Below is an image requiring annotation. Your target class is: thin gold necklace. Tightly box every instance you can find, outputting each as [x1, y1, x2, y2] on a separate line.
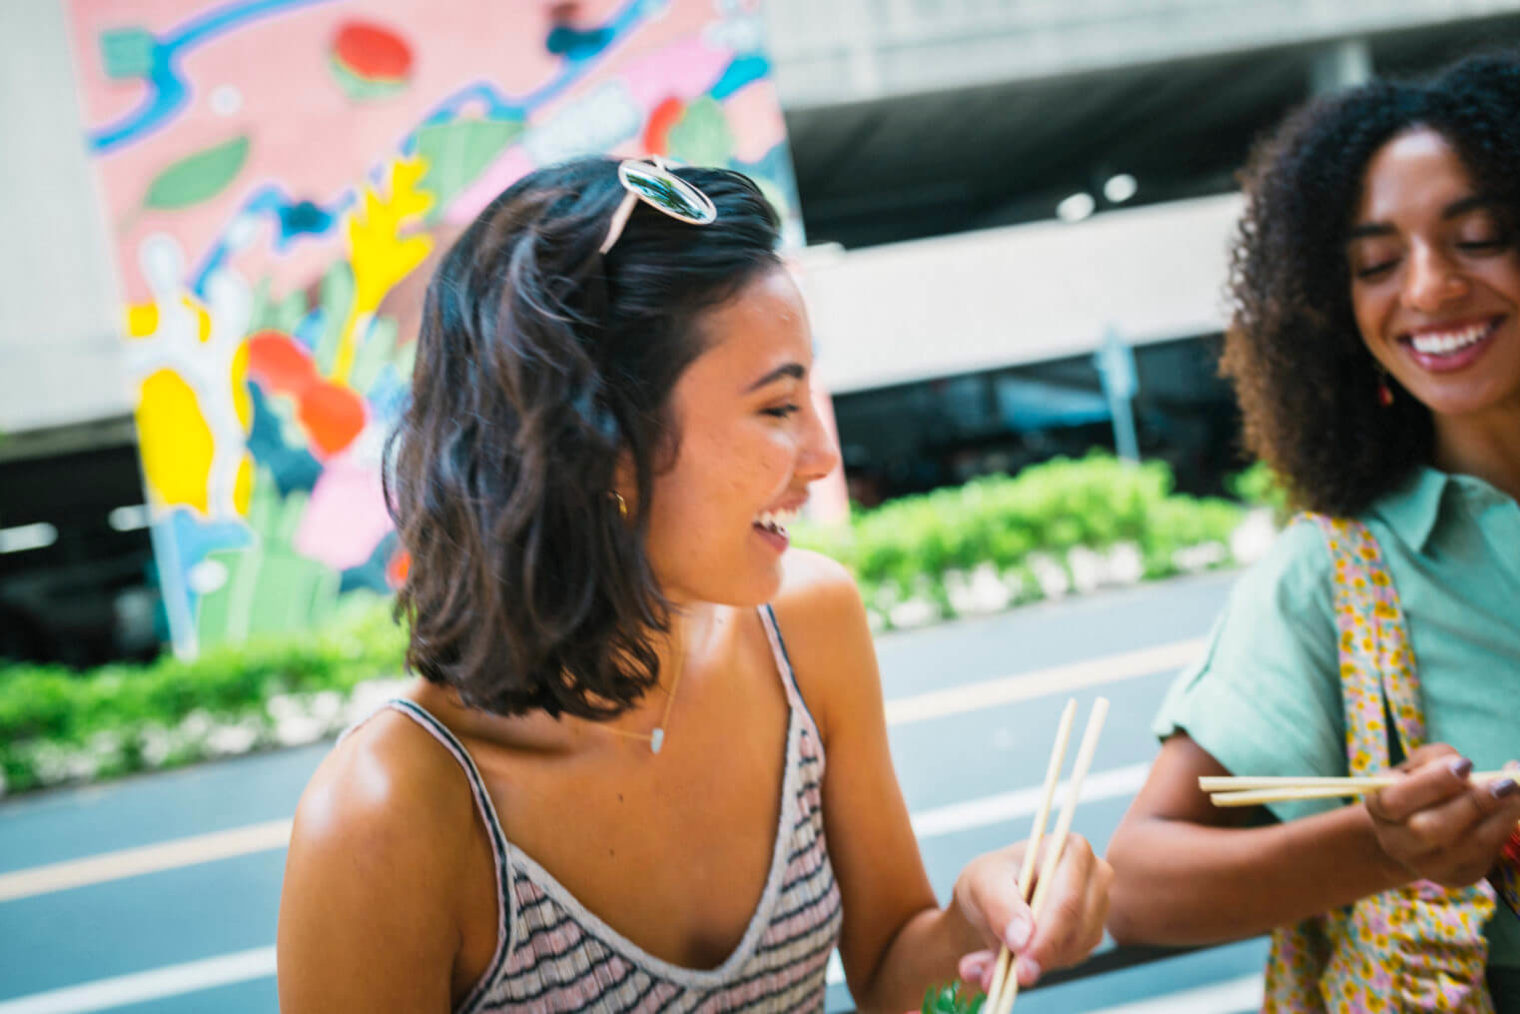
[604, 641, 685, 754]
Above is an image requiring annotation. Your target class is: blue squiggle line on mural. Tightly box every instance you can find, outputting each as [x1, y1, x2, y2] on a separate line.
[191, 184, 354, 296]
[710, 53, 770, 100]
[89, 0, 338, 154]
[398, 0, 660, 157]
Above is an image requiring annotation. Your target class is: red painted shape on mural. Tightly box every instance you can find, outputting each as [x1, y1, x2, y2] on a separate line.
[245, 329, 366, 458]
[643, 96, 684, 156]
[333, 21, 414, 81]
[246, 330, 313, 392]
[387, 547, 410, 588]
[298, 381, 367, 458]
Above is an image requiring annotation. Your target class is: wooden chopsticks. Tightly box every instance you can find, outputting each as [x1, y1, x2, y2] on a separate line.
[1201, 771, 1509, 808]
[985, 697, 1109, 1014]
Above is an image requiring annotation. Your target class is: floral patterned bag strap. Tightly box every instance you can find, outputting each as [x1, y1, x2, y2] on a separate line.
[1301, 514, 1424, 770]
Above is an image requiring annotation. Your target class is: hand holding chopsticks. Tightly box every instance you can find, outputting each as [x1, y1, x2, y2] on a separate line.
[1199, 748, 1520, 892]
[982, 697, 1110, 1014]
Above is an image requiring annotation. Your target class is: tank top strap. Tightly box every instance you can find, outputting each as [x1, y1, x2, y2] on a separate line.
[379, 699, 514, 1014]
[758, 604, 822, 742]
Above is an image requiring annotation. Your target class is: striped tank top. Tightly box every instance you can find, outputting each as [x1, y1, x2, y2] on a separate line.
[378, 605, 843, 1013]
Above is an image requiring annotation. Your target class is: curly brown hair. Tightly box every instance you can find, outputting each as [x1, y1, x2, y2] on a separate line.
[1222, 52, 1520, 515]
[384, 158, 780, 720]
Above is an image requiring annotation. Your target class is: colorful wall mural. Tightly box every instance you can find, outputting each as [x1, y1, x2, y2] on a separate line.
[66, 0, 803, 655]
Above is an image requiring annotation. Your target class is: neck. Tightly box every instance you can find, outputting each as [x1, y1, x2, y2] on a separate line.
[1431, 401, 1520, 501]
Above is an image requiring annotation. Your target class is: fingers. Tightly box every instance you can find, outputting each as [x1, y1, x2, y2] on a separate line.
[1403, 769, 1518, 844]
[957, 949, 997, 992]
[1369, 753, 1473, 822]
[1366, 752, 1520, 886]
[957, 847, 1036, 954]
[1019, 835, 1110, 987]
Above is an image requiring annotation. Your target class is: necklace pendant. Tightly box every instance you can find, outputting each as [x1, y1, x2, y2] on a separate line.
[649, 728, 665, 754]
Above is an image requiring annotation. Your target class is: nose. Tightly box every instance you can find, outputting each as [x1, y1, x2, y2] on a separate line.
[1402, 243, 1469, 313]
[797, 394, 841, 483]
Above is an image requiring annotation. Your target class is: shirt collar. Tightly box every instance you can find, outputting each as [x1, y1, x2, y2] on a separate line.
[1369, 466, 1452, 554]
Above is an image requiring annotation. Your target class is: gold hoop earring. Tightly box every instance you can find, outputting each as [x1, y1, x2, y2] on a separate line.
[609, 491, 629, 519]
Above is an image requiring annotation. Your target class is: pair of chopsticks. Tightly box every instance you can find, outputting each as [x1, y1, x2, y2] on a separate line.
[984, 696, 1109, 1014]
[1201, 771, 1509, 808]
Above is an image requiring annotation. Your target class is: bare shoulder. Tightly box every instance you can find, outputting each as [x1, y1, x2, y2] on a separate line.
[279, 708, 477, 1009]
[769, 548, 878, 741]
[293, 707, 474, 861]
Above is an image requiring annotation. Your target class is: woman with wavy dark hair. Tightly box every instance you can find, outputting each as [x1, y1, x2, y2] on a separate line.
[1107, 54, 1520, 1009]
[276, 156, 1111, 1012]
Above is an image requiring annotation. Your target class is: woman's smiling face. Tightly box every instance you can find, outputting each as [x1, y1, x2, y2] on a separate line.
[635, 265, 840, 608]
[1348, 126, 1520, 420]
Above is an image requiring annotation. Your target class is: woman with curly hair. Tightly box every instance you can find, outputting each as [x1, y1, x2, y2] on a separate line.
[275, 157, 1112, 1012]
[1106, 53, 1520, 1010]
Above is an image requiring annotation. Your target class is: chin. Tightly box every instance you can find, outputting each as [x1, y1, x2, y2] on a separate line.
[669, 564, 785, 610]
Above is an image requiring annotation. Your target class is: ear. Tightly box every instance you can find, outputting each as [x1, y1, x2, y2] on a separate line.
[612, 450, 637, 515]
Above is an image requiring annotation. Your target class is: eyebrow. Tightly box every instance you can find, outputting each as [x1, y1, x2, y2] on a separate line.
[745, 362, 805, 392]
[1347, 195, 1497, 241]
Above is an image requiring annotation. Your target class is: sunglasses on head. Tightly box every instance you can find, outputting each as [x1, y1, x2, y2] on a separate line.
[597, 156, 718, 254]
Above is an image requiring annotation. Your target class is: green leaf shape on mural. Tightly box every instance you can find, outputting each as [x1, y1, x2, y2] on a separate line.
[314, 260, 356, 377]
[143, 135, 251, 211]
[101, 27, 156, 80]
[666, 97, 735, 170]
[415, 118, 525, 215]
[351, 314, 399, 394]
[196, 471, 339, 647]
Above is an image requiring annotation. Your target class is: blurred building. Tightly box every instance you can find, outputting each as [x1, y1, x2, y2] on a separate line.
[764, 0, 1520, 502]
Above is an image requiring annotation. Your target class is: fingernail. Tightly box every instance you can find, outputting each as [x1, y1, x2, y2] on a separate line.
[1016, 955, 1042, 986]
[1005, 912, 1033, 950]
[1491, 778, 1519, 799]
[958, 950, 994, 982]
[1449, 757, 1474, 779]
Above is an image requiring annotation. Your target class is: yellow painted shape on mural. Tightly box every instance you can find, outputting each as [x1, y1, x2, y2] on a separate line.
[126, 302, 158, 338]
[331, 155, 434, 384]
[182, 294, 212, 343]
[233, 454, 254, 516]
[136, 369, 214, 514]
[230, 339, 253, 431]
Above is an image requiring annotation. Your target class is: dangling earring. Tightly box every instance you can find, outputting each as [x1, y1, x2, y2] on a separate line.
[608, 490, 629, 519]
[1376, 364, 1394, 408]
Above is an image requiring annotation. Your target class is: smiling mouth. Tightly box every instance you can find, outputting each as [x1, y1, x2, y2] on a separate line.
[752, 507, 798, 540]
[1399, 315, 1502, 357]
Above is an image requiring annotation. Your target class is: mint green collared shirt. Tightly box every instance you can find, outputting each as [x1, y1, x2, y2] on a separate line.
[1154, 466, 1520, 966]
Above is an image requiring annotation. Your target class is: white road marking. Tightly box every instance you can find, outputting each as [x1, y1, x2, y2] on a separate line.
[911, 763, 1152, 839]
[0, 820, 292, 903]
[885, 638, 1204, 726]
[0, 946, 275, 1014]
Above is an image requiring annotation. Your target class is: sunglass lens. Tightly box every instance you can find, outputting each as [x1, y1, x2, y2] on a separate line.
[621, 164, 714, 223]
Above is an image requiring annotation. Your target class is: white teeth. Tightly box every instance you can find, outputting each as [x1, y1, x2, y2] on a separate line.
[754, 507, 799, 533]
[1410, 321, 1491, 355]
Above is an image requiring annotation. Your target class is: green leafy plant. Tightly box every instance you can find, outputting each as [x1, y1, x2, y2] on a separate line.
[922, 981, 985, 1013]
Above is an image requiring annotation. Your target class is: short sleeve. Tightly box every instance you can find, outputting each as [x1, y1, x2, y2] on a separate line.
[1152, 521, 1347, 823]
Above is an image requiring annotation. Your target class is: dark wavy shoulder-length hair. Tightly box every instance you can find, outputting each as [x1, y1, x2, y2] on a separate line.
[385, 157, 780, 719]
[1222, 51, 1520, 515]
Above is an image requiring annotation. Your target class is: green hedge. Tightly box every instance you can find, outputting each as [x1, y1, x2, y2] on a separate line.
[0, 593, 407, 794]
[793, 452, 1248, 626]
[0, 453, 1269, 795]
